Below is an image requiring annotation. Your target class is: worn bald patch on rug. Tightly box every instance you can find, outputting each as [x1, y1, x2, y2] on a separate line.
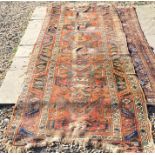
[5, 3, 154, 152]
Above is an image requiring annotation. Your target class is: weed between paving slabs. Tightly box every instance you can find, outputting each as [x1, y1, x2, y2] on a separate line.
[4, 3, 155, 153]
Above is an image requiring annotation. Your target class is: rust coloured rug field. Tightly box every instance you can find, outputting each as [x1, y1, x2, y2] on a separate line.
[6, 3, 154, 152]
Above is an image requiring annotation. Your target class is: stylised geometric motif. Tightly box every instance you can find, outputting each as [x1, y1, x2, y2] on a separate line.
[6, 3, 153, 152]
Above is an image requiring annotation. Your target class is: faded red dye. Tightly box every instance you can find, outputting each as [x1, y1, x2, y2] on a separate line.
[6, 4, 153, 152]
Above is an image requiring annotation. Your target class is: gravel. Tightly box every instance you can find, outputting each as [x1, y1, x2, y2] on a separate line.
[0, 105, 13, 152]
[0, 1, 154, 153]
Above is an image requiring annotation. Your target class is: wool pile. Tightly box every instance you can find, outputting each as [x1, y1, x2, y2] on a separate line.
[5, 3, 155, 152]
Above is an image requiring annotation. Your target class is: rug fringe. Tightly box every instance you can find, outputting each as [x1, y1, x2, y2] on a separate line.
[4, 136, 149, 153]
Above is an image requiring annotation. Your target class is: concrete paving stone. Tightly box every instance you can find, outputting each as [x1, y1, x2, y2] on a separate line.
[14, 45, 34, 58]
[136, 5, 155, 52]
[144, 35, 155, 51]
[0, 57, 29, 104]
[19, 21, 44, 45]
[9, 57, 29, 71]
[26, 19, 44, 30]
[31, 7, 47, 20]
[20, 7, 47, 45]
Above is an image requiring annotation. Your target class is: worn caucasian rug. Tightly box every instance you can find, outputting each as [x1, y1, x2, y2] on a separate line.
[5, 2, 155, 152]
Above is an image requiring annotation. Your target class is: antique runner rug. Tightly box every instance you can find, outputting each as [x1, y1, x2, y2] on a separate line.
[116, 7, 155, 106]
[5, 3, 154, 152]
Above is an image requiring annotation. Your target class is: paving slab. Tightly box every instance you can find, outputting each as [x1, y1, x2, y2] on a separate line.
[20, 19, 45, 46]
[0, 57, 29, 104]
[136, 5, 155, 53]
[14, 45, 34, 58]
[31, 7, 47, 20]
[0, 7, 47, 104]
